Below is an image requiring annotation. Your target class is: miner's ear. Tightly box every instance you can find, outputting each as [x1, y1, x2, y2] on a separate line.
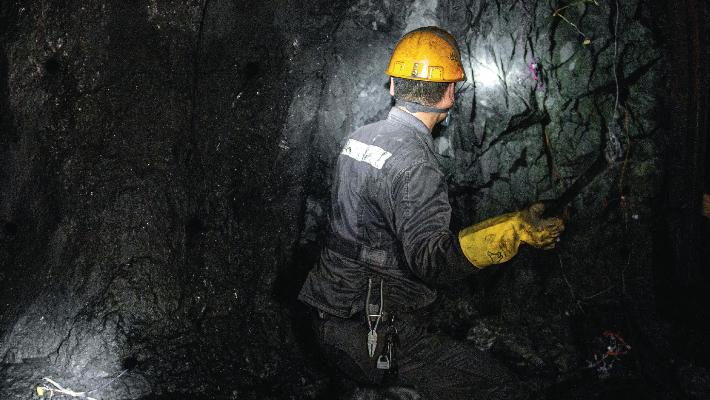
[446, 82, 455, 102]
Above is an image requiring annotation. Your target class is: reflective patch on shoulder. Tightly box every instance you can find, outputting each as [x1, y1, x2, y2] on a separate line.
[341, 139, 392, 169]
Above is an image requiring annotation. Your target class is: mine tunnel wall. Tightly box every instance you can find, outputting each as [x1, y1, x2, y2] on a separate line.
[1, 0, 709, 398]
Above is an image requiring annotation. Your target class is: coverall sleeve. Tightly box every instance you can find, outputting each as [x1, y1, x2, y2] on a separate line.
[392, 161, 477, 284]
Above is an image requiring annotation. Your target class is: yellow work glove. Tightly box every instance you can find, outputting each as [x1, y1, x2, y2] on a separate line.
[458, 203, 565, 268]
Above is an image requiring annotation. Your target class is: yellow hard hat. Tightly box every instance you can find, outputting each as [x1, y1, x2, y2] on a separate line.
[385, 26, 465, 83]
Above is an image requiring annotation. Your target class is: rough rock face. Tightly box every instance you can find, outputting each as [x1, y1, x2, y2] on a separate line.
[0, 0, 708, 399]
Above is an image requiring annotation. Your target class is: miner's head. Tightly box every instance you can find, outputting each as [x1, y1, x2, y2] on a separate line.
[385, 26, 465, 121]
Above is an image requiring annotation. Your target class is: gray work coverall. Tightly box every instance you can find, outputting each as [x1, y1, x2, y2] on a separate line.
[299, 107, 518, 399]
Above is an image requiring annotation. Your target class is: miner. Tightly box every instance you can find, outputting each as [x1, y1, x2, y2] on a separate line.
[298, 26, 564, 399]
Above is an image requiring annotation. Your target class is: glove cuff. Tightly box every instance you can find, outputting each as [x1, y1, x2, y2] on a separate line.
[458, 212, 522, 268]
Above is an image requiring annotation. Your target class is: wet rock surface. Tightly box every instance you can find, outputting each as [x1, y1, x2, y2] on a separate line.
[1, 0, 709, 399]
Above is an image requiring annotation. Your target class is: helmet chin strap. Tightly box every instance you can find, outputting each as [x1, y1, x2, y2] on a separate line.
[395, 99, 451, 126]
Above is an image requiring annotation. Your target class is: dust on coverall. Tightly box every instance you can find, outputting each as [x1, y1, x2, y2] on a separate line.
[299, 107, 519, 399]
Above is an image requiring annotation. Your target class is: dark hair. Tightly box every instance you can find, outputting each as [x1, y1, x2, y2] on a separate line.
[392, 77, 450, 106]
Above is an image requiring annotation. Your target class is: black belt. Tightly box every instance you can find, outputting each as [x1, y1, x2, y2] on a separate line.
[326, 235, 400, 268]
[327, 235, 362, 260]
[312, 306, 369, 322]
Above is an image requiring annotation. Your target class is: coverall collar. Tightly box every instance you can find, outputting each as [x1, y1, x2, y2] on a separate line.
[387, 107, 434, 148]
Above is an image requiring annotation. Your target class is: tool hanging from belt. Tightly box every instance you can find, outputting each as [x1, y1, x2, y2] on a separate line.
[377, 315, 399, 384]
[365, 277, 399, 384]
[366, 278, 384, 358]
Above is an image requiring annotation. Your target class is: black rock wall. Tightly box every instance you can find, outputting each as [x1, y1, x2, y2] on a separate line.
[0, 1, 313, 398]
[1, 0, 708, 399]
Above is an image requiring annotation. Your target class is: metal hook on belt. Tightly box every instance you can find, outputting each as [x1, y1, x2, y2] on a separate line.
[366, 278, 384, 326]
[366, 278, 384, 357]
